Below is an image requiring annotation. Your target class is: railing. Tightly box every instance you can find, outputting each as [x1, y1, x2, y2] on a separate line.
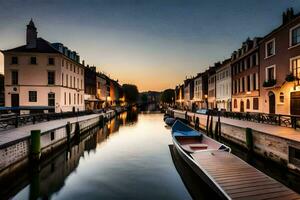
[0, 109, 102, 131]
[169, 107, 300, 129]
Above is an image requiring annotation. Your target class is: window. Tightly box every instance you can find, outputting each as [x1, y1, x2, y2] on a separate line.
[64, 92, 66, 105]
[48, 71, 55, 85]
[246, 99, 250, 109]
[77, 94, 79, 105]
[48, 93, 55, 106]
[291, 58, 300, 80]
[234, 99, 237, 108]
[62, 73, 64, 86]
[247, 75, 251, 91]
[266, 65, 276, 81]
[69, 93, 71, 105]
[253, 73, 257, 90]
[280, 92, 284, 103]
[242, 77, 245, 92]
[253, 98, 259, 110]
[66, 74, 68, 87]
[48, 57, 55, 65]
[70, 76, 72, 87]
[252, 54, 257, 66]
[11, 70, 18, 85]
[11, 56, 18, 64]
[265, 39, 275, 58]
[29, 91, 37, 102]
[30, 57, 37, 64]
[291, 25, 300, 46]
[74, 77, 75, 88]
[74, 93, 76, 104]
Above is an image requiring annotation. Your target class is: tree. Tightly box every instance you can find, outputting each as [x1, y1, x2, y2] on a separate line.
[122, 84, 139, 104]
[160, 89, 175, 104]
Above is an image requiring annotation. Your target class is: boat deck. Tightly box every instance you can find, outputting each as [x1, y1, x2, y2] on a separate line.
[191, 151, 300, 200]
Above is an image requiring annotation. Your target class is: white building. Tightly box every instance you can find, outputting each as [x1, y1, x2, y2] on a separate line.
[216, 59, 232, 111]
[193, 74, 204, 109]
[2, 20, 85, 113]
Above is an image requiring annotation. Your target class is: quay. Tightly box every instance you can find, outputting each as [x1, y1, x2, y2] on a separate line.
[0, 108, 123, 175]
[169, 109, 300, 173]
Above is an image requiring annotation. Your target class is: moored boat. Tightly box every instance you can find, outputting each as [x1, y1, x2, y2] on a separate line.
[171, 120, 231, 200]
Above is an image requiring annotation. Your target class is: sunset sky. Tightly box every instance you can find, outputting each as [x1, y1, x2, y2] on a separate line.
[0, 0, 300, 91]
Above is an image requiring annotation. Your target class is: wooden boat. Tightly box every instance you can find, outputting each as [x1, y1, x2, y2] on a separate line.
[171, 120, 231, 200]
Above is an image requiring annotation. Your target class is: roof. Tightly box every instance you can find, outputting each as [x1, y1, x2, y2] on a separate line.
[2, 37, 61, 54]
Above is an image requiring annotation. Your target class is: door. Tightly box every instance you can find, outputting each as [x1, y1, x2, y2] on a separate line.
[11, 94, 19, 107]
[48, 93, 55, 113]
[240, 101, 244, 112]
[291, 91, 300, 115]
[269, 91, 275, 114]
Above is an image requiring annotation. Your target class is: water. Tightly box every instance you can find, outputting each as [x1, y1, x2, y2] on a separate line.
[2, 112, 299, 200]
[4, 112, 218, 200]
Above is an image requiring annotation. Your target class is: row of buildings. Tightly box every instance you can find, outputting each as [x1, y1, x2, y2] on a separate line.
[1, 20, 124, 113]
[175, 8, 300, 116]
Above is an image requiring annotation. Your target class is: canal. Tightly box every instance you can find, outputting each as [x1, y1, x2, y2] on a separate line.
[1, 111, 300, 200]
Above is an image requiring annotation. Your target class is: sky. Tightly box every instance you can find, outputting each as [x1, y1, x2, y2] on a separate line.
[0, 0, 300, 92]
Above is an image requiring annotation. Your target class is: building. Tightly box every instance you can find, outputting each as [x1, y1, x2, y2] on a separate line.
[0, 74, 4, 106]
[231, 38, 261, 113]
[84, 66, 97, 110]
[183, 78, 194, 110]
[207, 64, 220, 109]
[109, 79, 123, 106]
[96, 73, 110, 108]
[259, 8, 300, 115]
[175, 84, 184, 108]
[216, 58, 232, 111]
[1, 20, 85, 113]
[193, 73, 203, 109]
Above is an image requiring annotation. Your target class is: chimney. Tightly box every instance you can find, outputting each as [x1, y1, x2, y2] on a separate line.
[82, 60, 85, 66]
[282, 8, 295, 24]
[26, 19, 37, 49]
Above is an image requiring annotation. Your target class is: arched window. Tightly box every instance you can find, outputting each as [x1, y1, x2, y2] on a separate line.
[234, 99, 237, 108]
[246, 99, 250, 109]
[280, 92, 284, 103]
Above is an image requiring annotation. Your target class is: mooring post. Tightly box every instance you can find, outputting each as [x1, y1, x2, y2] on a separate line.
[99, 115, 104, 127]
[209, 114, 213, 136]
[246, 127, 253, 151]
[30, 130, 41, 161]
[75, 122, 80, 137]
[206, 112, 210, 135]
[66, 122, 71, 143]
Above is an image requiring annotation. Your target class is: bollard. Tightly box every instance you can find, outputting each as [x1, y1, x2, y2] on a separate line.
[99, 115, 104, 127]
[30, 130, 41, 161]
[75, 122, 80, 136]
[246, 128, 253, 151]
[66, 122, 71, 143]
[206, 113, 210, 135]
[209, 115, 213, 136]
[214, 121, 219, 140]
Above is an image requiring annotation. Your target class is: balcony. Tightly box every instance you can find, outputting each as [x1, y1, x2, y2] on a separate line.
[263, 79, 276, 88]
[285, 73, 299, 82]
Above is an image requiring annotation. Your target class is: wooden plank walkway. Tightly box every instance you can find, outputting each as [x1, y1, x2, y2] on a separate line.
[191, 151, 300, 200]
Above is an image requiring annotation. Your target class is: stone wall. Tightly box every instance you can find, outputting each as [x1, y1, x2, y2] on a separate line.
[171, 109, 300, 172]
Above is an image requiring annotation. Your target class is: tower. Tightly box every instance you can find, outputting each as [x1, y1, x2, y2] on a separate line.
[26, 19, 37, 48]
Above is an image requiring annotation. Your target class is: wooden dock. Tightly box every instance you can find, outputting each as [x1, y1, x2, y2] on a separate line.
[191, 151, 300, 200]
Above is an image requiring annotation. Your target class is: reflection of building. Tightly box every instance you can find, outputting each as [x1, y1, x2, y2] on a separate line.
[2, 20, 85, 113]
[259, 8, 300, 115]
[231, 38, 261, 113]
[216, 59, 231, 111]
[96, 73, 109, 108]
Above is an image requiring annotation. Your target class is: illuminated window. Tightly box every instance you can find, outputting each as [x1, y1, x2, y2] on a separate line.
[234, 99, 237, 108]
[246, 99, 250, 109]
[280, 92, 284, 103]
[253, 98, 259, 110]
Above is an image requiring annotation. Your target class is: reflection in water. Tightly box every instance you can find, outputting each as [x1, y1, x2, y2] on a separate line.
[8, 112, 193, 200]
[168, 145, 220, 200]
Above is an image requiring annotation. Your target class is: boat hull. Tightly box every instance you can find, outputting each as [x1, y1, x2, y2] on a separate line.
[172, 138, 230, 200]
